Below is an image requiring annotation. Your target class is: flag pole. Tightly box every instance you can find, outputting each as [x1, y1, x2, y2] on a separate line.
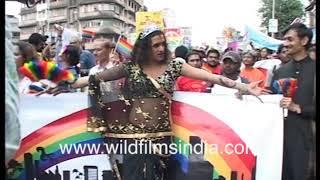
[113, 32, 123, 53]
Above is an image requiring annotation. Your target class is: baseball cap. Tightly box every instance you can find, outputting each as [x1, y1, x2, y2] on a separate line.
[222, 51, 242, 63]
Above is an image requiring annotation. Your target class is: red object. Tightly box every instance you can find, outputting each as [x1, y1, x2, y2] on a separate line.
[202, 63, 222, 75]
[176, 76, 208, 92]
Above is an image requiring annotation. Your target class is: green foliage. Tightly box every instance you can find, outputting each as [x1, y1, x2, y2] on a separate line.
[258, 0, 304, 32]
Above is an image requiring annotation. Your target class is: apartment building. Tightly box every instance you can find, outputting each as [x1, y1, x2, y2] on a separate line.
[6, 15, 21, 45]
[19, 0, 146, 43]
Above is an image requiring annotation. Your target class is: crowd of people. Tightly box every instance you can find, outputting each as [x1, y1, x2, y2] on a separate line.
[5, 1, 315, 179]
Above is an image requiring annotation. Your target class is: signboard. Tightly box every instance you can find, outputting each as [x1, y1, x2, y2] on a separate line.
[8, 92, 283, 180]
[268, 19, 278, 33]
[165, 28, 183, 52]
[135, 11, 165, 35]
[180, 27, 192, 48]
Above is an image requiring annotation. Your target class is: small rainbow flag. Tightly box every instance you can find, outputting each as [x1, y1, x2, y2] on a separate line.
[82, 29, 96, 42]
[272, 78, 298, 97]
[115, 36, 133, 60]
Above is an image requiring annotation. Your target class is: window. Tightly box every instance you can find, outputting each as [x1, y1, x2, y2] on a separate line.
[50, 9, 65, 17]
[114, 4, 121, 14]
[103, 20, 113, 26]
[70, 0, 76, 6]
[83, 20, 103, 28]
[21, 13, 36, 21]
[91, 20, 102, 27]
[80, 4, 103, 13]
[113, 19, 122, 27]
[21, 27, 36, 34]
[101, 3, 114, 11]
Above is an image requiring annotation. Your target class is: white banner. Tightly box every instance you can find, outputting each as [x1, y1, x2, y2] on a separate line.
[8, 92, 283, 180]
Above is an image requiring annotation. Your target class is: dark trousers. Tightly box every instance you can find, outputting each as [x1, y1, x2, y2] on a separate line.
[105, 137, 171, 180]
[282, 117, 313, 180]
[122, 154, 168, 180]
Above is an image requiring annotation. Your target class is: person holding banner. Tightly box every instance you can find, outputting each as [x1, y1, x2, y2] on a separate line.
[272, 23, 315, 180]
[39, 24, 269, 180]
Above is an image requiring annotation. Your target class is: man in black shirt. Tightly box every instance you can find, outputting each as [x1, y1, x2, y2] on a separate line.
[271, 23, 315, 180]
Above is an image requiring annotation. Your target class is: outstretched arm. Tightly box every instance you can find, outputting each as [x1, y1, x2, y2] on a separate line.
[70, 76, 89, 88]
[37, 64, 127, 96]
[71, 63, 127, 88]
[180, 63, 268, 96]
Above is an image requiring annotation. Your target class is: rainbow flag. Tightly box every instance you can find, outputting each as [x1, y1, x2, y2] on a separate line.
[8, 109, 104, 179]
[82, 29, 96, 42]
[116, 36, 133, 60]
[272, 78, 298, 97]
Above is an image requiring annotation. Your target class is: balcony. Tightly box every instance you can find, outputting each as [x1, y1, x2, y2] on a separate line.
[79, 0, 125, 7]
[79, 10, 123, 20]
[49, 0, 68, 9]
[20, 7, 36, 15]
[48, 16, 68, 23]
[19, 20, 37, 27]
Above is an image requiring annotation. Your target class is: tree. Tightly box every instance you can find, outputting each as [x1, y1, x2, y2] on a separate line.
[258, 0, 304, 34]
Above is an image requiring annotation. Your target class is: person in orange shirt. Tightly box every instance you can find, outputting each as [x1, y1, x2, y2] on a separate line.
[202, 49, 223, 74]
[240, 51, 266, 88]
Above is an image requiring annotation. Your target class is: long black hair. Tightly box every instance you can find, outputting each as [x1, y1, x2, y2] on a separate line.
[131, 30, 171, 66]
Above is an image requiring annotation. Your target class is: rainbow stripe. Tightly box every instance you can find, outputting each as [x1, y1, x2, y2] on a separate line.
[171, 101, 256, 180]
[10, 109, 104, 179]
[116, 37, 133, 59]
[18, 60, 75, 84]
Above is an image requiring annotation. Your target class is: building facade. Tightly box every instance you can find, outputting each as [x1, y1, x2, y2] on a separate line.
[19, 0, 146, 43]
[6, 15, 21, 45]
[305, 0, 316, 28]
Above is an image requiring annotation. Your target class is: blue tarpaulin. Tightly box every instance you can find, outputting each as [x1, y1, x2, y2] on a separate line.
[245, 26, 284, 51]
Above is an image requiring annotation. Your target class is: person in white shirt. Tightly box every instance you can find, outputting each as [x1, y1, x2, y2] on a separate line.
[211, 51, 249, 96]
[89, 38, 122, 101]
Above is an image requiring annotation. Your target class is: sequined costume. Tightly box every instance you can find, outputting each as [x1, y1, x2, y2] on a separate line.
[88, 59, 183, 180]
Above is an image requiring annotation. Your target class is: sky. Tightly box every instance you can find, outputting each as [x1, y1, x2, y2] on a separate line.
[144, 0, 263, 45]
[6, 0, 310, 46]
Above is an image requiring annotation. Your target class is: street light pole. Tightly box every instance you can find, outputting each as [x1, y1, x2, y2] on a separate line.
[271, 0, 275, 38]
